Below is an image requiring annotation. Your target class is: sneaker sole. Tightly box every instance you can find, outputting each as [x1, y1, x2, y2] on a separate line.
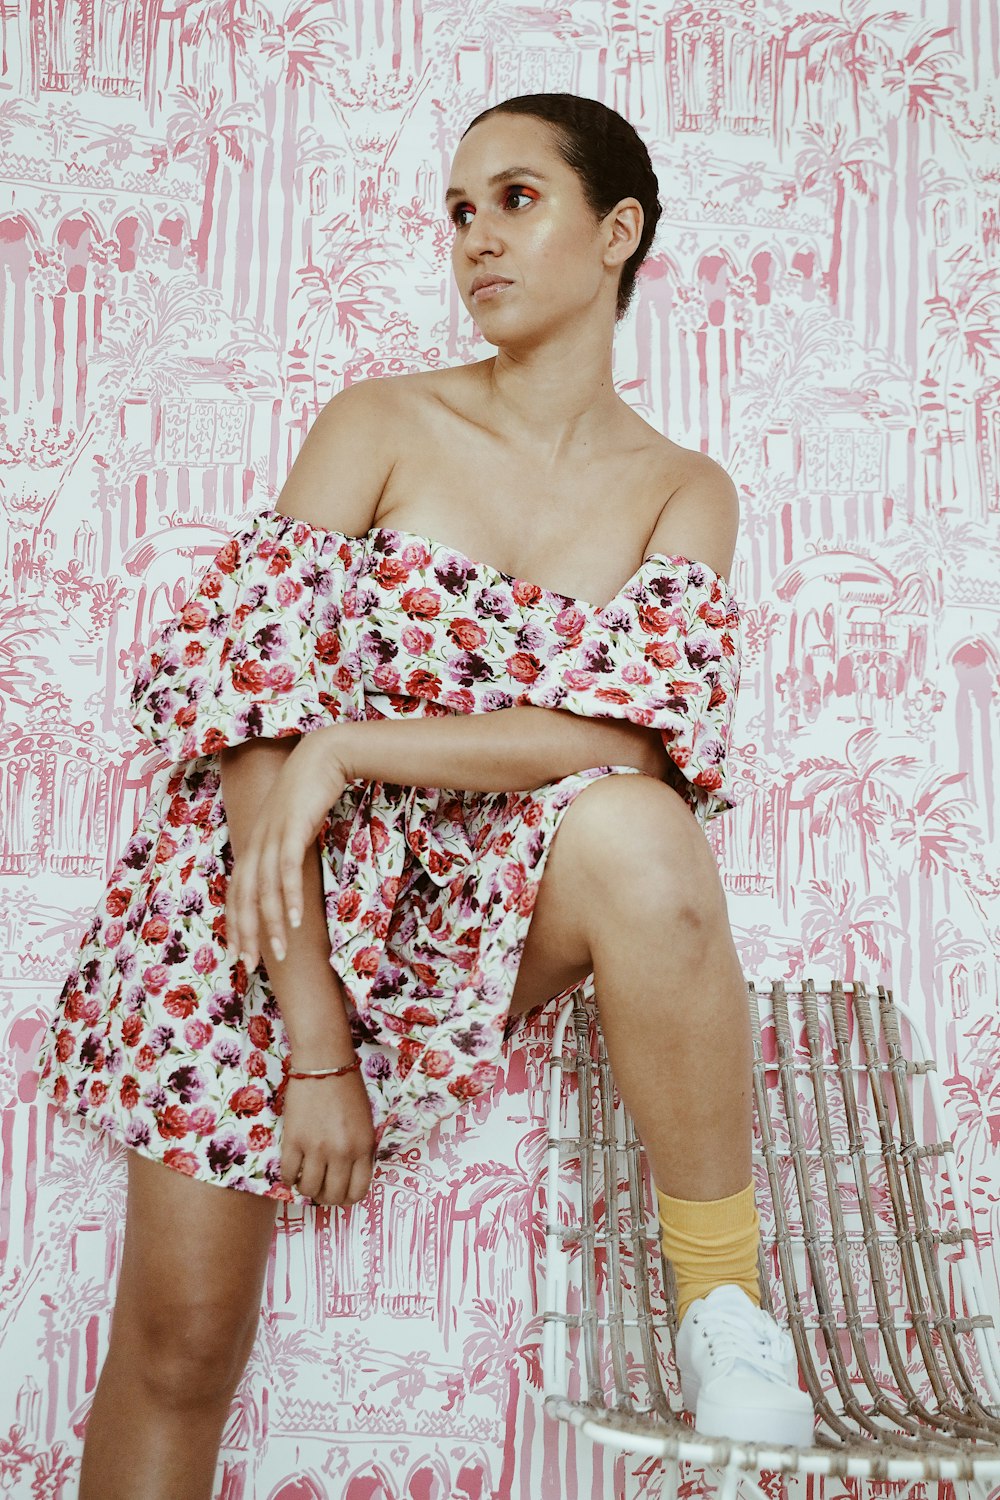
[694, 1387, 816, 1448]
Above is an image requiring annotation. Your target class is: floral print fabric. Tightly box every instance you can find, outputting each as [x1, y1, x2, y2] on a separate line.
[35, 504, 742, 1202]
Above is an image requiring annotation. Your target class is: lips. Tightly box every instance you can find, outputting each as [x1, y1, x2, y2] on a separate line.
[471, 276, 513, 296]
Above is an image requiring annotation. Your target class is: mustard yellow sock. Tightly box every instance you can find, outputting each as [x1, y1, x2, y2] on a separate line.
[656, 1179, 762, 1325]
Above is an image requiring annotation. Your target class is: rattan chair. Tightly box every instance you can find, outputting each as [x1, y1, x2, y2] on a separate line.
[542, 978, 1000, 1500]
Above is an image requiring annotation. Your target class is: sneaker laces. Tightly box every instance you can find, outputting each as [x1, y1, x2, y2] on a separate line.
[694, 1306, 793, 1382]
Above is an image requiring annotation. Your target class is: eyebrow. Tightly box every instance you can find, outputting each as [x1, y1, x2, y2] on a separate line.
[445, 167, 547, 206]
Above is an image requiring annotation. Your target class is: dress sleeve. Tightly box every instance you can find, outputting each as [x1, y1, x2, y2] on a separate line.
[525, 555, 742, 826]
[128, 506, 368, 765]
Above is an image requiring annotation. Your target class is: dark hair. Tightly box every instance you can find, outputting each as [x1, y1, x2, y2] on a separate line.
[460, 92, 662, 323]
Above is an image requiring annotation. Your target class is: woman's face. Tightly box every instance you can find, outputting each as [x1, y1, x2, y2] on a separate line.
[445, 113, 639, 345]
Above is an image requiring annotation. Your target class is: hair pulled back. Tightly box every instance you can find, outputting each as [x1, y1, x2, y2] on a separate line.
[460, 92, 662, 323]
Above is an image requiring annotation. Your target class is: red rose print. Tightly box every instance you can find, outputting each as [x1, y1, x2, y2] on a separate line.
[119, 1076, 140, 1109]
[374, 556, 411, 588]
[248, 1015, 273, 1049]
[352, 946, 382, 979]
[448, 618, 487, 649]
[399, 586, 441, 620]
[164, 986, 198, 1018]
[153, 832, 179, 864]
[106, 888, 130, 916]
[248, 1124, 272, 1150]
[201, 728, 229, 754]
[397, 1039, 423, 1078]
[179, 599, 210, 632]
[402, 1003, 438, 1028]
[507, 652, 543, 684]
[337, 888, 362, 922]
[157, 1105, 191, 1138]
[315, 630, 342, 665]
[163, 1149, 200, 1176]
[141, 916, 171, 944]
[121, 1015, 143, 1047]
[406, 668, 441, 699]
[419, 1050, 453, 1078]
[512, 580, 543, 607]
[637, 602, 672, 634]
[231, 659, 269, 695]
[230, 1085, 266, 1117]
[646, 639, 682, 669]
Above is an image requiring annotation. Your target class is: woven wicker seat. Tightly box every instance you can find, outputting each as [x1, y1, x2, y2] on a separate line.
[542, 979, 1000, 1500]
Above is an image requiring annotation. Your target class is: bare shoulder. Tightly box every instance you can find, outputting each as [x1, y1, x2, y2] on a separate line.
[643, 447, 740, 583]
[274, 376, 410, 537]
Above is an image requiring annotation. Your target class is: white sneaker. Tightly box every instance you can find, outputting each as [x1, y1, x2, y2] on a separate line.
[674, 1284, 816, 1447]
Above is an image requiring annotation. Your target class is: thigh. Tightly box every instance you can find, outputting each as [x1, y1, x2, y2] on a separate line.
[111, 1149, 279, 1356]
[506, 771, 693, 1020]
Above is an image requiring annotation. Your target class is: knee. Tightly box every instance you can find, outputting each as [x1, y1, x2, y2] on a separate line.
[571, 774, 724, 924]
[125, 1297, 260, 1410]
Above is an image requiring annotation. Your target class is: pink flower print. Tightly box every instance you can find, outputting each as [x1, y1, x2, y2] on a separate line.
[192, 945, 220, 975]
[419, 1049, 454, 1078]
[553, 605, 587, 641]
[143, 964, 170, 994]
[372, 663, 402, 693]
[401, 623, 436, 653]
[621, 662, 652, 684]
[275, 576, 303, 607]
[398, 541, 433, 570]
[184, 1019, 213, 1048]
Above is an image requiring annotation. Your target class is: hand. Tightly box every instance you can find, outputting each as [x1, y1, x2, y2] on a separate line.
[281, 1069, 376, 1206]
[224, 728, 350, 969]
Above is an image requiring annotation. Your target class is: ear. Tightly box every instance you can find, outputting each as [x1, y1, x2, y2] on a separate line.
[604, 198, 644, 267]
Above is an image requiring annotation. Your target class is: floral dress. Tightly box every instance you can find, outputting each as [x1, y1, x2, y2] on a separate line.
[35, 504, 742, 1203]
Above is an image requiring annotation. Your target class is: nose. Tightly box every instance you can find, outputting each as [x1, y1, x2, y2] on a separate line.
[461, 208, 504, 260]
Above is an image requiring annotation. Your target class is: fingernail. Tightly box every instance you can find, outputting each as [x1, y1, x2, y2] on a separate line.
[271, 939, 286, 962]
[288, 909, 301, 929]
[240, 950, 256, 968]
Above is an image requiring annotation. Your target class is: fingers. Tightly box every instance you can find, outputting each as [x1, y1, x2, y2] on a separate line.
[225, 835, 262, 969]
[285, 1154, 374, 1208]
[226, 818, 309, 969]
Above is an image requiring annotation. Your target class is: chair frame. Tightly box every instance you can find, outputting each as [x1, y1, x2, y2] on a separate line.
[541, 978, 1000, 1500]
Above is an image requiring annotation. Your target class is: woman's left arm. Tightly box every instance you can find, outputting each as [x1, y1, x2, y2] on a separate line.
[224, 705, 668, 967]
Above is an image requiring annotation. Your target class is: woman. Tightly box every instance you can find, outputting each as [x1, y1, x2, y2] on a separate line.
[37, 92, 815, 1497]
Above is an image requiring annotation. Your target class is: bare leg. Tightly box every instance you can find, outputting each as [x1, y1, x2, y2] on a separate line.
[79, 1150, 279, 1500]
[583, 809, 753, 1200]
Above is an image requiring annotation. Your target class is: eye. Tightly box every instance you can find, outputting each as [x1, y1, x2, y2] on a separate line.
[449, 185, 536, 228]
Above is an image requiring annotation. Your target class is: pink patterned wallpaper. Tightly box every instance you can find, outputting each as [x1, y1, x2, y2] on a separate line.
[4, 0, 1000, 1496]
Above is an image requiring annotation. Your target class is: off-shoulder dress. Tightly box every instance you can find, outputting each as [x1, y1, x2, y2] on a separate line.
[35, 503, 742, 1202]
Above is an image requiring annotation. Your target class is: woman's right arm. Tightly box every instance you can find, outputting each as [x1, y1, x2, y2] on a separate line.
[219, 736, 355, 1062]
[217, 376, 400, 1206]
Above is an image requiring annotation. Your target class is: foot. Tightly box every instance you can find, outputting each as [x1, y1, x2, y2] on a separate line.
[674, 1284, 816, 1447]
